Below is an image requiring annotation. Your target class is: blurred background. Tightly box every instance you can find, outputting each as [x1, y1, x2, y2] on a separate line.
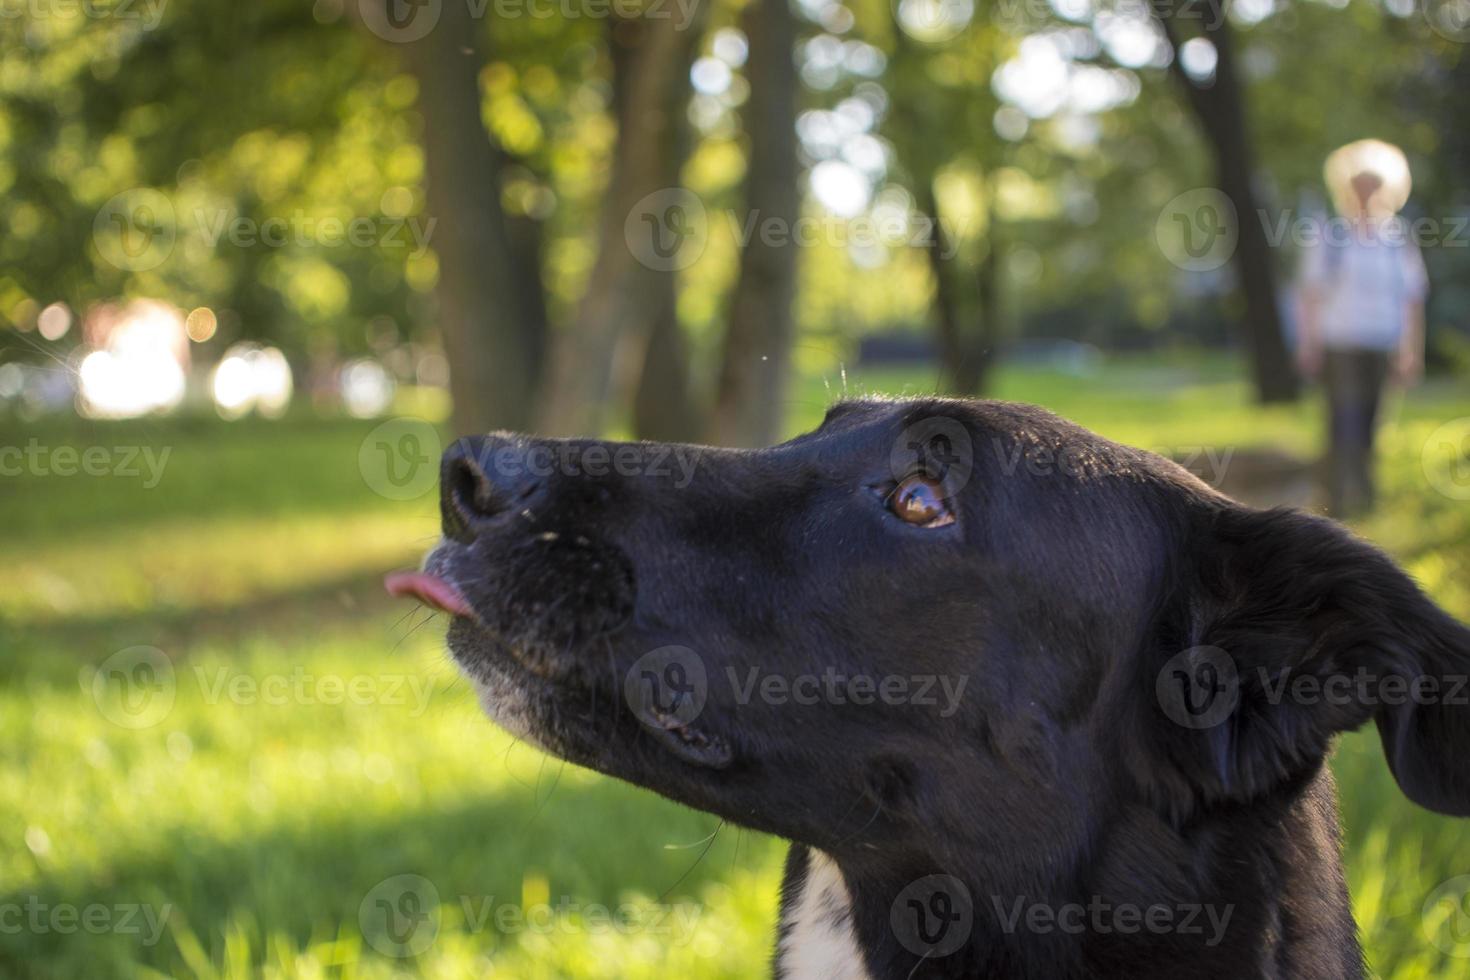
[2, 0, 1469, 975]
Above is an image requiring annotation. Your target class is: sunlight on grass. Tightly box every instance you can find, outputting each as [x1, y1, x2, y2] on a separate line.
[2, 619, 785, 978]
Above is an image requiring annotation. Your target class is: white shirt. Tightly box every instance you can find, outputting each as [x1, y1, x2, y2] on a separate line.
[1300, 218, 1428, 351]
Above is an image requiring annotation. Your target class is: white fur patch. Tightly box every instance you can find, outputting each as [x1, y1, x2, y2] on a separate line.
[779, 850, 874, 980]
[468, 670, 551, 753]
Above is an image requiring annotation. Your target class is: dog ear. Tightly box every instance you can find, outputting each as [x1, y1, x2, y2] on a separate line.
[1150, 505, 1470, 817]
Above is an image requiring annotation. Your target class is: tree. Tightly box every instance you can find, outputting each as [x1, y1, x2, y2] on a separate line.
[535, 7, 709, 438]
[1156, 0, 1298, 403]
[882, 24, 1007, 396]
[706, 0, 800, 447]
[917, 175, 1001, 395]
[391, 4, 550, 435]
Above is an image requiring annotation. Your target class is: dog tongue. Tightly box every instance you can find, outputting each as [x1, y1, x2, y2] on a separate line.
[384, 571, 475, 618]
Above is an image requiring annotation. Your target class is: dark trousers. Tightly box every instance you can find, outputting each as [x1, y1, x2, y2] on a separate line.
[1322, 348, 1390, 517]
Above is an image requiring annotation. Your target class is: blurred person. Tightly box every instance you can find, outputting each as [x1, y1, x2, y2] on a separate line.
[1296, 139, 1428, 517]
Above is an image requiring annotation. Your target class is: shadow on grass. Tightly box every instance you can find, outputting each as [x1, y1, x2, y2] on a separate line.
[0, 414, 439, 549]
[4, 569, 414, 674]
[0, 777, 774, 979]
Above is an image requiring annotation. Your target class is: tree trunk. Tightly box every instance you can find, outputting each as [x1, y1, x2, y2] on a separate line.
[398, 2, 548, 436]
[507, 212, 551, 384]
[887, 22, 1003, 399]
[633, 302, 702, 441]
[706, 0, 800, 448]
[536, 12, 707, 437]
[630, 14, 706, 443]
[917, 177, 999, 396]
[918, 181, 965, 392]
[1159, 1, 1298, 403]
[967, 223, 1001, 394]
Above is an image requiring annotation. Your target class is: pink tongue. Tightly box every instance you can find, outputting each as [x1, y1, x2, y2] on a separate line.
[384, 571, 475, 618]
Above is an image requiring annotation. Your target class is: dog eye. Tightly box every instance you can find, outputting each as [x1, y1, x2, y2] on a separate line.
[888, 475, 955, 528]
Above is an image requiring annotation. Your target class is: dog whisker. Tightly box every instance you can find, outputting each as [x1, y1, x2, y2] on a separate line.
[657, 819, 724, 904]
[391, 608, 440, 652]
[903, 948, 936, 980]
[829, 797, 884, 850]
[523, 755, 567, 829]
[662, 826, 723, 850]
[388, 603, 424, 633]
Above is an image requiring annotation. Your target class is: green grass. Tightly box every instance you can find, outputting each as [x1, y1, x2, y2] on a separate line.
[2, 358, 1468, 978]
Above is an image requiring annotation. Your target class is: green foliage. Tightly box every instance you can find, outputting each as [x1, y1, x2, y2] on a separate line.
[4, 0, 1465, 369]
[0, 1, 435, 352]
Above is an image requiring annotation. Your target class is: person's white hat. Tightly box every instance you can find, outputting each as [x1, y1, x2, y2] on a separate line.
[1324, 139, 1412, 219]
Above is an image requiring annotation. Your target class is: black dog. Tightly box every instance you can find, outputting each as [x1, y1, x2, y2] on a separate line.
[388, 398, 1470, 979]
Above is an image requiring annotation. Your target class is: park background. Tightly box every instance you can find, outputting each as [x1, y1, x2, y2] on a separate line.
[2, 0, 1469, 975]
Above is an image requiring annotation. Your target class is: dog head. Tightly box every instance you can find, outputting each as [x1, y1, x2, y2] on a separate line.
[394, 398, 1470, 870]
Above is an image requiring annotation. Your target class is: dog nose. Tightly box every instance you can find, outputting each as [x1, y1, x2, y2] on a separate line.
[440, 435, 543, 541]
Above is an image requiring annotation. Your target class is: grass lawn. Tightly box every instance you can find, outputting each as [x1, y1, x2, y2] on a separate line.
[3, 358, 1468, 978]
